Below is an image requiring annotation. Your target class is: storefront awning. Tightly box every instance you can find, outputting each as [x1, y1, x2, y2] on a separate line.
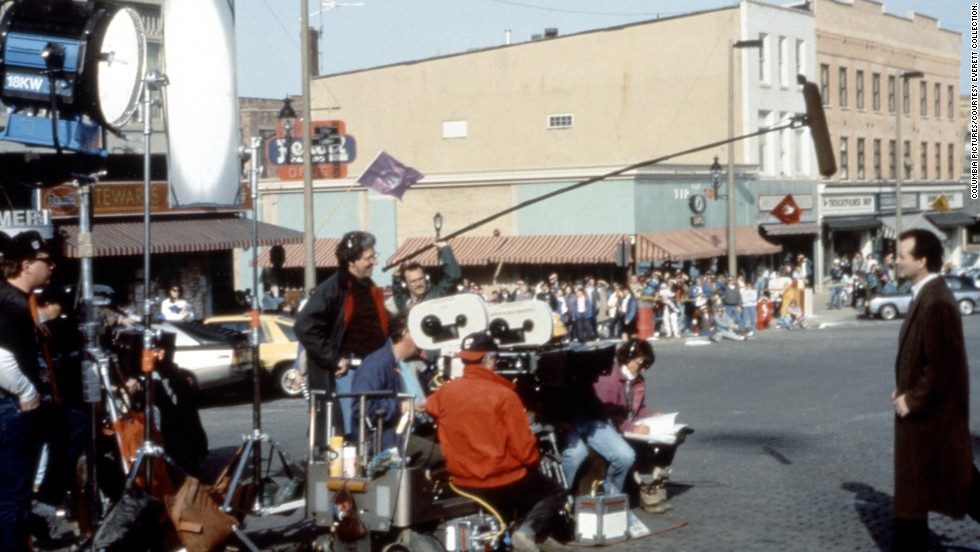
[926, 211, 977, 228]
[387, 236, 508, 267]
[879, 214, 945, 240]
[636, 226, 781, 262]
[255, 239, 341, 268]
[488, 234, 629, 264]
[386, 234, 630, 268]
[60, 218, 304, 258]
[760, 221, 822, 236]
[823, 216, 881, 232]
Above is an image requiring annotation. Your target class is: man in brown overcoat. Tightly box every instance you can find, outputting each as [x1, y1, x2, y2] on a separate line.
[891, 229, 980, 551]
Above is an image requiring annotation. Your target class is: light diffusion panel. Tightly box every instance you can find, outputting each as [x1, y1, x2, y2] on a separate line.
[162, 0, 240, 206]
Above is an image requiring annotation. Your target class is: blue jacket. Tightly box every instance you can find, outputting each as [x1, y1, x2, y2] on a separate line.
[351, 339, 402, 451]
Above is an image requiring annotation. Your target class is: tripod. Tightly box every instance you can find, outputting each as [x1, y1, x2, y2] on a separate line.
[215, 136, 305, 552]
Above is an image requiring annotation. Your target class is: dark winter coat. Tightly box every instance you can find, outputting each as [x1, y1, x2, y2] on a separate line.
[893, 276, 973, 519]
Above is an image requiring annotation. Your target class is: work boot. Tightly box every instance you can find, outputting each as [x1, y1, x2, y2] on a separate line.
[651, 467, 673, 512]
[639, 482, 667, 514]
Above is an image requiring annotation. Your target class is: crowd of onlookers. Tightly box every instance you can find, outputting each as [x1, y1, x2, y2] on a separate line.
[253, 249, 925, 343]
[444, 256, 822, 343]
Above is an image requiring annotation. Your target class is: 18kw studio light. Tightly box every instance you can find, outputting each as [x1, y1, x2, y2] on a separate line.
[0, 0, 145, 155]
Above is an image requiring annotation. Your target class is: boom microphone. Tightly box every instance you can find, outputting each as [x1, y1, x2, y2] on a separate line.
[798, 75, 837, 178]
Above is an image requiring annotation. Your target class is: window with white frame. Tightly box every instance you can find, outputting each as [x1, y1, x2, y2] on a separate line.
[547, 114, 574, 129]
[872, 73, 881, 112]
[820, 64, 830, 105]
[856, 138, 865, 180]
[758, 110, 771, 174]
[758, 33, 770, 85]
[839, 137, 849, 180]
[856, 70, 864, 110]
[795, 39, 805, 80]
[779, 111, 790, 175]
[873, 139, 881, 180]
[838, 67, 848, 108]
[778, 36, 788, 87]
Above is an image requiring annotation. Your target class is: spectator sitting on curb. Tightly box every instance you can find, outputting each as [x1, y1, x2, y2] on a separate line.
[774, 299, 807, 330]
[707, 305, 747, 342]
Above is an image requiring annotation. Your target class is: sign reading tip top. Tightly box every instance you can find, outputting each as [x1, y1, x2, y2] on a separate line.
[267, 119, 357, 180]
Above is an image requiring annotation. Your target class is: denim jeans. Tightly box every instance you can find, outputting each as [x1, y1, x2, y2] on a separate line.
[829, 283, 844, 309]
[335, 370, 355, 436]
[0, 396, 42, 551]
[740, 306, 757, 332]
[561, 418, 636, 493]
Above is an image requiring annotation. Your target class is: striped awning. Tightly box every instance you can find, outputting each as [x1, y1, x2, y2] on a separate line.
[387, 236, 509, 268]
[636, 226, 781, 262]
[59, 218, 304, 258]
[386, 234, 631, 268]
[879, 214, 945, 241]
[489, 234, 629, 264]
[926, 211, 977, 228]
[255, 239, 341, 268]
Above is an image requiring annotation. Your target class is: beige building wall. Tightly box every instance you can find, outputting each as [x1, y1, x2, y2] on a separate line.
[309, 7, 749, 178]
[814, 0, 961, 183]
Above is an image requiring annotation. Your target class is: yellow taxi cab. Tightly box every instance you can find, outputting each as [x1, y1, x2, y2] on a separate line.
[203, 313, 303, 397]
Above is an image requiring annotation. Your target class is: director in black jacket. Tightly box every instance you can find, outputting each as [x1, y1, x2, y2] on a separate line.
[295, 231, 389, 442]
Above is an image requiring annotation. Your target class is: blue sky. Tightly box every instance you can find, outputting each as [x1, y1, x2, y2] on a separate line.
[234, 0, 968, 99]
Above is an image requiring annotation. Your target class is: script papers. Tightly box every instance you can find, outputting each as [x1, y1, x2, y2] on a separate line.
[623, 413, 688, 445]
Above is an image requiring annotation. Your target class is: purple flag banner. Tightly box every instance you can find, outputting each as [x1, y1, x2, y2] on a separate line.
[356, 151, 423, 199]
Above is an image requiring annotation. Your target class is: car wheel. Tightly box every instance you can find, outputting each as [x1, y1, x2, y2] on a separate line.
[959, 299, 975, 316]
[274, 363, 304, 397]
[879, 304, 898, 320]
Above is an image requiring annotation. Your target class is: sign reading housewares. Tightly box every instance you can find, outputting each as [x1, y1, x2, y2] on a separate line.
[42, 182, 251, 219]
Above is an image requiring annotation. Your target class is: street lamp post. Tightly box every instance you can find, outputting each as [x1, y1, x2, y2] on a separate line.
[727, 38, 762, 278]
[710, 156, 723, 199]
[433, 212, 444, 239]
[895, 70, 923, 240]
[301, 0, 316, 293]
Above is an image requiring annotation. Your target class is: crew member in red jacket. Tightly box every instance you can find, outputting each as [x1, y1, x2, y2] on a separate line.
[425, 332, 566, 552]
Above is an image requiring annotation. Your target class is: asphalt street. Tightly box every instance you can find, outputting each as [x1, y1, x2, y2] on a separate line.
[175, 304, 980, 552]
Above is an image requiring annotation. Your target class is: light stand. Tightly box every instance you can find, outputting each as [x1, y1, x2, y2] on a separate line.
[126, 69, 172, 489]
[216, 137, 305, 552]
[76, 170, 112, 535]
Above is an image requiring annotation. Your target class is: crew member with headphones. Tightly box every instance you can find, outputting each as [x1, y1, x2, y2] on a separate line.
[295, 231, 389, 442]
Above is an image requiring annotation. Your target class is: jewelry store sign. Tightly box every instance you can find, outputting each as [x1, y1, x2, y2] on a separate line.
[822, 195, 874, 215]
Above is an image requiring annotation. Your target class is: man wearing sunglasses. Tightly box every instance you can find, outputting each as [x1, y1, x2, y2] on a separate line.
[0, 231, 56, 550]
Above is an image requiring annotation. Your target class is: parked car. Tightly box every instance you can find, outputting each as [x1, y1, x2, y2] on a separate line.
[203, 314, 302, 397]
[864, 275, 980, 320]
[156, 320, 254, 393]
[951, 252, 980, 276]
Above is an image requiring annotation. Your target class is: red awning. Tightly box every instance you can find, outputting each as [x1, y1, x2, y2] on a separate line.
[255, 239, 341, 268]
[386, 236, 509, 268]
[636, 226, 781, 262]
[59, 218, 303, 258]
[386, 233, 631, 268]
